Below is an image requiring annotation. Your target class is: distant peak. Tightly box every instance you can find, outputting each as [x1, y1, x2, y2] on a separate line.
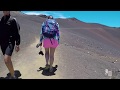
[67, 17, 86, 23]
[38, 14, 49, 18]
[68, 17, 83, 22]
[68, 17, 78, 20]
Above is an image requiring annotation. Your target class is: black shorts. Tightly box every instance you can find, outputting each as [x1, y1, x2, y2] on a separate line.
[0, 43, 15, 56]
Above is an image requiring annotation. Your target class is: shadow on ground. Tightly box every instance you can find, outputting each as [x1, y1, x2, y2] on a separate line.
[0, 70, 22, 79]
[37, 65, 58, 76]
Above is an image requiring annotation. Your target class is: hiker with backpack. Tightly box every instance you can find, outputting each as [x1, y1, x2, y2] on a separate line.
[36, 15, 60, 72]
[0, 11, 20, 79]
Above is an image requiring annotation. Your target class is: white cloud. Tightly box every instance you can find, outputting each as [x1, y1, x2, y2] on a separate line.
[25, 11, 50, 16]
[24, 11, 67, 19]
[58, 15, 67, 19]
[51, 12, 67, 18]
[25, 12, 40, 15]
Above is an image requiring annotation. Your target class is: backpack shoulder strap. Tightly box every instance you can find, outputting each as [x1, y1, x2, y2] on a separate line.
[10, 16, 20, 31]
[45, 20, 51, 30]
[53, 20, 59, 31]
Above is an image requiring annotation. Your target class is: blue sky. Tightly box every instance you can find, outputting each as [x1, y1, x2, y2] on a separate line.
[22, 11, 120, 27]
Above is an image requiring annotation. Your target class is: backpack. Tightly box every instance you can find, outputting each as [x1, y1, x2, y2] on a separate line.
[42, 19, 58, 44]
[11, 17, 20, 32]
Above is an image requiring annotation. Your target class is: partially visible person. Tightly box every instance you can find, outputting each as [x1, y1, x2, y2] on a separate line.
[0, 11, 20, 79]
[36, 15, 60, 72]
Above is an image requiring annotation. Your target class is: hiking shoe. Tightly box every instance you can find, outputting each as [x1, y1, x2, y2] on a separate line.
[8, 75, 18, 79]
[49, 67, 53, 72]
[44, 64, 50, 70]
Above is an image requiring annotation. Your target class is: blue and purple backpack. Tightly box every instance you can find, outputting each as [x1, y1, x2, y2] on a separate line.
[42, 19, 58, 39]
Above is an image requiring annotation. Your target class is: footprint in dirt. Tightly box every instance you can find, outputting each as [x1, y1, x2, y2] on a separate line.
[37, 65, 58, 76]
[0, 70, 22, 79]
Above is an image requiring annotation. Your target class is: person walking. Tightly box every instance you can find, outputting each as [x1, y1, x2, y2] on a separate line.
[36, 15, 60, 72]
[0, 11, 20, 79]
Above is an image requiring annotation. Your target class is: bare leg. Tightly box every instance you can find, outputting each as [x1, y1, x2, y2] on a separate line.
[4, 54, 14, 77]
[50, 47, 56, 69]
[45, 48, 49, 65]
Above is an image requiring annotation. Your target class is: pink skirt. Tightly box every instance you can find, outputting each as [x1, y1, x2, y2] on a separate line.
[43, 38, 59, 48]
